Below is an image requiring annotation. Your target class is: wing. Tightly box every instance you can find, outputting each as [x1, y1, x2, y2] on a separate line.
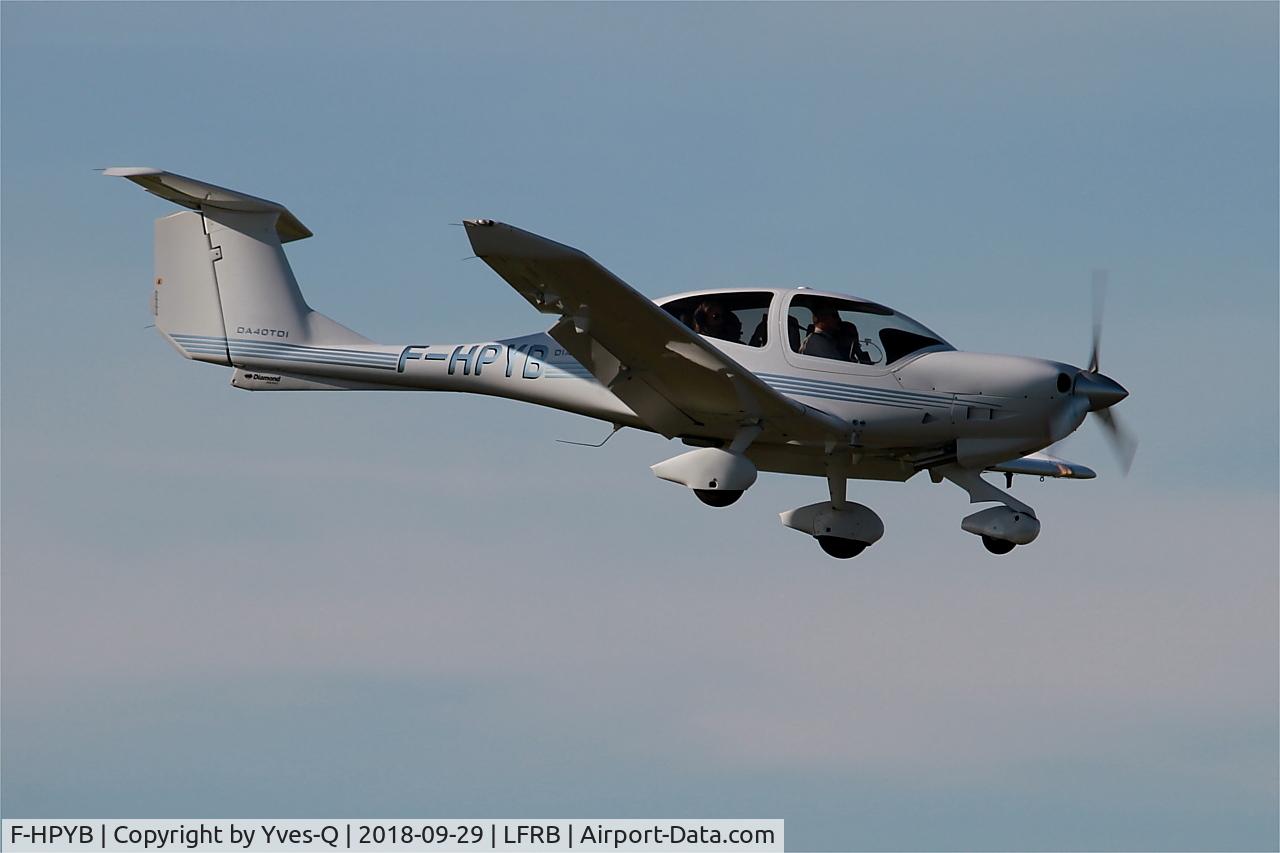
[464, 220, 849, 443]
[988, 451, 1096, 479]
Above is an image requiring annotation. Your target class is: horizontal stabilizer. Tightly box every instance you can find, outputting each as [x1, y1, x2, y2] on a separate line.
[104, 167, 312, 243]
[988, 452, 1096, 479]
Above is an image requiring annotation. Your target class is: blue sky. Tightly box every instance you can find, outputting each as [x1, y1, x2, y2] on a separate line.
[2, 3, 1276, 850]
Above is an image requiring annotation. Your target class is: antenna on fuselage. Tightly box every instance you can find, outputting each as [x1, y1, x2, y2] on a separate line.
[556, 424, 623, 448]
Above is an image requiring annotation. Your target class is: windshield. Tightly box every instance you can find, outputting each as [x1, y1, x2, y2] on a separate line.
[787, 294, 952, 366]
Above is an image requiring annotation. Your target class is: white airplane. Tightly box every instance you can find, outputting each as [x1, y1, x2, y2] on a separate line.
[109, 168, 1134, 558]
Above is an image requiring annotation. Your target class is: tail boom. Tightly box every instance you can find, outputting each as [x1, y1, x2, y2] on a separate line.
[113, 168, 642, 427]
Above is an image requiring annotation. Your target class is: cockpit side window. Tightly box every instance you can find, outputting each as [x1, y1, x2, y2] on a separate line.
[662, 293, 773, 347]
[787, 295, 951, 366]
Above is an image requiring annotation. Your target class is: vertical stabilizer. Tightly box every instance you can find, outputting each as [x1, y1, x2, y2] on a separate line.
[202, 208, 314, 344]
[112, 167, 370, 366]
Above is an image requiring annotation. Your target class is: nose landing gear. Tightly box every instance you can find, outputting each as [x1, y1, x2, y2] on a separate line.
[981, 535, 1017, 555]
[938, 465, 1042, 556]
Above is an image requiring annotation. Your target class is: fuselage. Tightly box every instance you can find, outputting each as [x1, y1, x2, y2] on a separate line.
[214, 286, 1090, 476]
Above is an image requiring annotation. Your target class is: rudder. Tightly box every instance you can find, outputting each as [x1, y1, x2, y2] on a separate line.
[154, 210, 230, 364]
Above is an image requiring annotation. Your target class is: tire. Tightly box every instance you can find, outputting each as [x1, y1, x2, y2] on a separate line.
[817, 536, 868, 559]
[694, 489, 743, 507]
[982, 535, 1016, 555]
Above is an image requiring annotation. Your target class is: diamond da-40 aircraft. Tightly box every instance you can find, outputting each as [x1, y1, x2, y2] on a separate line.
[110, 168, 1134, 558]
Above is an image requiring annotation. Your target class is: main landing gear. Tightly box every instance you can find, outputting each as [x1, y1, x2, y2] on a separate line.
[653, 424, 762, 509]
[817, 536, 868, 559]
[780, 454, 884, 559]
[694, 488, 744, 507]
[781, 502, 882, 559]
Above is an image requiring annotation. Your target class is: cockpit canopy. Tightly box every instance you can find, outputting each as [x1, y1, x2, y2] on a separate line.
[661, 291, 774, 347]
[786, 293, 951, 366]
[659, 288, 952, 367]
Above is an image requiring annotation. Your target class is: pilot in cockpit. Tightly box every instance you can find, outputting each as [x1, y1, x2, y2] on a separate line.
[800, 304, 847, 360]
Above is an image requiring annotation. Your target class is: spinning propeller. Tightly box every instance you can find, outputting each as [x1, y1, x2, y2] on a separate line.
[1074, 270, 1137, 473]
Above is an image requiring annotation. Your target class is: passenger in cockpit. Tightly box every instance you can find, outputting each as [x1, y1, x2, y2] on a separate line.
[694, 300, 741, 344]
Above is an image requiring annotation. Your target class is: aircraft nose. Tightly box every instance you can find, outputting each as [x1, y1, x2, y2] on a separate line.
[1075, 371, 1128, 411]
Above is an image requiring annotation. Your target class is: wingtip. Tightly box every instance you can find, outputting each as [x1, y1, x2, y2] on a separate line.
[463, 220, 587, 261]
[102, 166, 164, 178]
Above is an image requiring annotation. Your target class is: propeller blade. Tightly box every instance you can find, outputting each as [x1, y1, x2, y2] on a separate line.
[1094, 407, 1137, 475]
[1089, 269, 1107, 373]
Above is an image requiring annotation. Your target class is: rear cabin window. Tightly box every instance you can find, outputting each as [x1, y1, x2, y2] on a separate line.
[662, 293, 774, 347]
[787, 294, 951, 366]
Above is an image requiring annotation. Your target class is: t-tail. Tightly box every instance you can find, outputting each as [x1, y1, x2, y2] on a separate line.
[109, 168, 636, 422]
[106, 167, 401, 382]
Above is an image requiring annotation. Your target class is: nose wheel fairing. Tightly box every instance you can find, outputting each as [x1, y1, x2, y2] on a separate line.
[962, 506, 1041, 546]
[940, 464, 1042, 553]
